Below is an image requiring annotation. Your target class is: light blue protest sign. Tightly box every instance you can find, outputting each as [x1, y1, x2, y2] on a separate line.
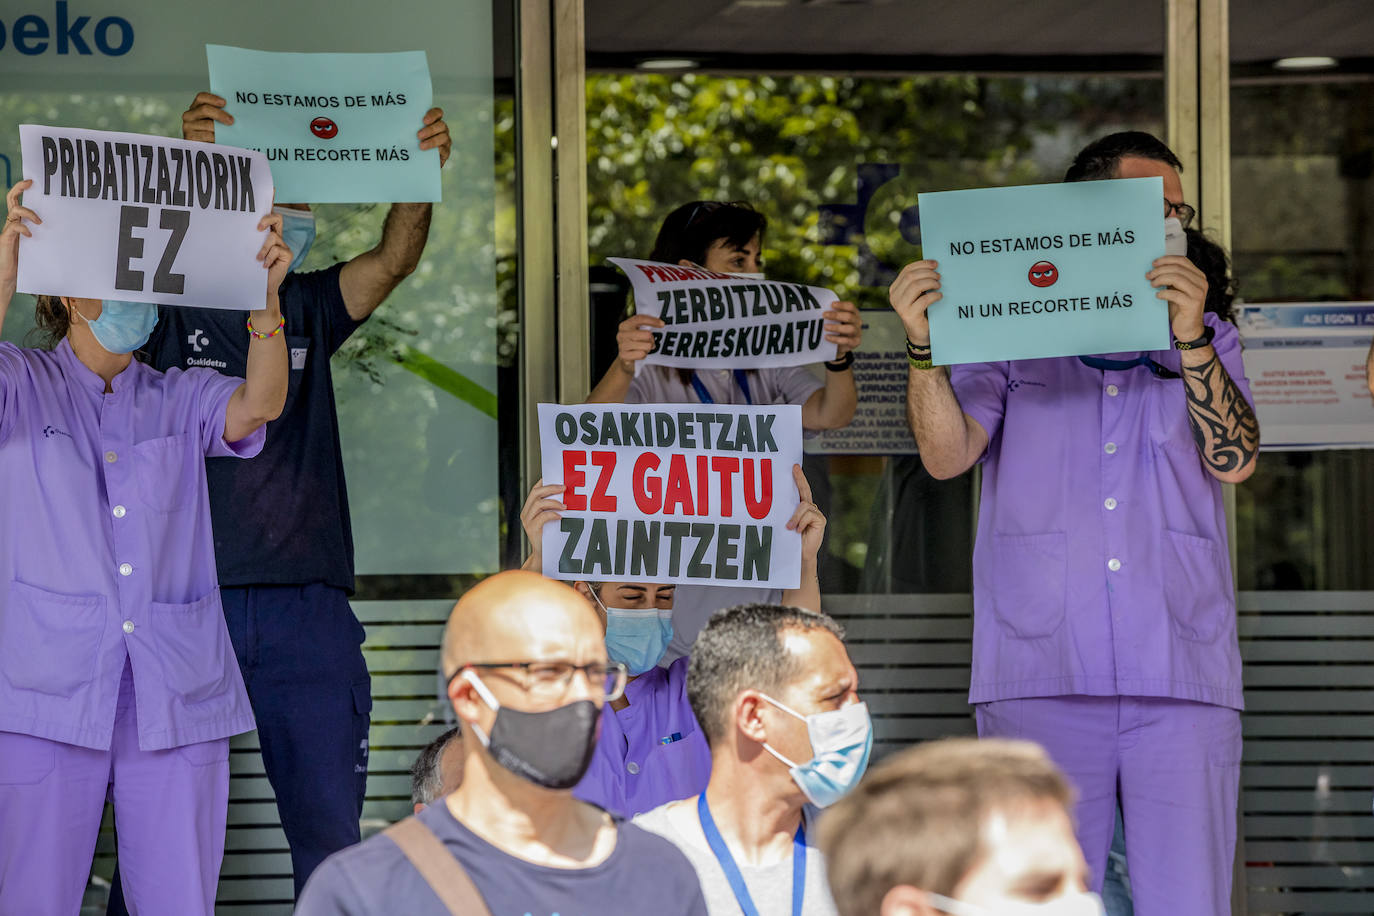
[207, 45, 440, 204]
[918, 177, 1168, 365]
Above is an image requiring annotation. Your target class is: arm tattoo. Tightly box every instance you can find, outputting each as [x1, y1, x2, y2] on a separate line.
[1182, 353, 1259, 474]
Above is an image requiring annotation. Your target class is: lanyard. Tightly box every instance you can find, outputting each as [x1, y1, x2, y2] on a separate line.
[689, 370, 754, 405]
[1077, 354, 1180, 380]
[697, 793, 805, 916]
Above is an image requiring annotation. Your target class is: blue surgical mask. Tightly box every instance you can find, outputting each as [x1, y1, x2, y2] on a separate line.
[275, 205, 316, 273]
[74, 300, 160, 354]
[925, 891, 1106, 916]
[592, 590, 673, 676]
[760, 695, 873, 808]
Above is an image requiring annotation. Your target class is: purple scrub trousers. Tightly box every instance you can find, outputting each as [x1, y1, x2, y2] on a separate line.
[977, 695, 1241, 916]
[0, 662, 229, 916]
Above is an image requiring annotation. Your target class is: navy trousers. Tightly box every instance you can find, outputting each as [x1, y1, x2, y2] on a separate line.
[109, 584, 371, 910]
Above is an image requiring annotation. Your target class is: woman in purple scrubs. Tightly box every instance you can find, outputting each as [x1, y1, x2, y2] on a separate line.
[519, 465, 826, 817]
[0, 179, 290, 915]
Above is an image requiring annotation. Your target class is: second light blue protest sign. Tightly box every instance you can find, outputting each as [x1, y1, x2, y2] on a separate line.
[207, 45, 441, 204]
[918, 177, 1169, 365]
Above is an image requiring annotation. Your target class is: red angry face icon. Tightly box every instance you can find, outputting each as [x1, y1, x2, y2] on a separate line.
[310, 117, 339, 140]
[1028, 260, 1059, 288]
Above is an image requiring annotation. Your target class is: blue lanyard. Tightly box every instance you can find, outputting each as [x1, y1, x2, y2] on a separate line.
[697, 793, 805, 916]
[689, 370, 754, 406]
[1077, 354, 1180, 380]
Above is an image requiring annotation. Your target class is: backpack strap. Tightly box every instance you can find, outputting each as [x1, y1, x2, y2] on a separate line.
[384, 816, 495, 916]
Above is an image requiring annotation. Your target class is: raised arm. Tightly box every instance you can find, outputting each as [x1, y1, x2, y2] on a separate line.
[224, 213, 290, 443]
[1, 180, 39, 337]
[1148, 255, 1259, 484]
[890, 260, 989, 479]
[337, 108, 450, 321]
[800, 299, 861, 430]
[781, 464, 825, 611]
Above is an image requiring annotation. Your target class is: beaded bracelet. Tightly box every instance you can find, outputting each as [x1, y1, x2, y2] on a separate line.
[906, 338, 935, 370]
[247, 314, 286, 340]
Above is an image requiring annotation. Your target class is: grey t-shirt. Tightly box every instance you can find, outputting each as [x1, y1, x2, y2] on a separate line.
[297, 800, 708, 916]
[634, 799, 839, 916]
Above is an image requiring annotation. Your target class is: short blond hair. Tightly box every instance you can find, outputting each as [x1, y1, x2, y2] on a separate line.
[817, 738, 1073, 916]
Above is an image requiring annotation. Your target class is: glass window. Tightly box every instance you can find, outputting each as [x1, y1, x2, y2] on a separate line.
[585, 70, 1165, 597]
[0, 2, 515, 910]
[582, 2, 1167, 760]
[1230, 11, 1374, 912]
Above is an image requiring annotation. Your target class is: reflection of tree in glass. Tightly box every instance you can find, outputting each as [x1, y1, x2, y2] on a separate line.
[583, 73, 1162, 297]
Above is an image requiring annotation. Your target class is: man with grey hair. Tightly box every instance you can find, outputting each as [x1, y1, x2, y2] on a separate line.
[635, 604, 873, 916]
[409, 727, 465, 814]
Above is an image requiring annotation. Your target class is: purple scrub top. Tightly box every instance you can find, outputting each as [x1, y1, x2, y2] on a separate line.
[950, 313, 1250, 711]
[576, 656, 712, 817]
[0, 340, 260, 751]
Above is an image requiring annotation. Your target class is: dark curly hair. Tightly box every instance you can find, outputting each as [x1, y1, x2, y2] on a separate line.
[1186, 228, 1238, 323]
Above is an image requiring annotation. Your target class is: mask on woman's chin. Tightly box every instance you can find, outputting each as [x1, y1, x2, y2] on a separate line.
[275, 205, 317, 273]
[73, 300, 160, 354]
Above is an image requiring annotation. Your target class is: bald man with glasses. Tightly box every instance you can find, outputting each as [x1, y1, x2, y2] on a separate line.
[296, 571, 707, 916]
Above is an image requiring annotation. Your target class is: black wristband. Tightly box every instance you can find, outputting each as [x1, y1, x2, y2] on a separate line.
[1173, 325, 1216, 350]
[825, 351, 855, 372]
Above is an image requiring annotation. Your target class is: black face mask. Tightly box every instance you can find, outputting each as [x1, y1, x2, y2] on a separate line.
[463, 671, 602, 790]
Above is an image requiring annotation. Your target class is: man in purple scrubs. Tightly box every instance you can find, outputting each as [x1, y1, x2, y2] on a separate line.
[890, 132, 1260, 916]
[0, 180, 290, 915]
[518, 464, 827, 817]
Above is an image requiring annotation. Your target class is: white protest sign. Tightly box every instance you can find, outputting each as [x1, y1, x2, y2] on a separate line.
[807, 309, 918, 455]
[15, 124, 272, 310]
[609, 257, 840, 370]
[1236, 303, 1374, 450]
[538, 402, 803, 588]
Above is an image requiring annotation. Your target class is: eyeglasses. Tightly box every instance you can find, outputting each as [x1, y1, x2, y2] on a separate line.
[1164, 198, 1196, 230]
[452, 661, 629, 703]
[682, 200, 726, 232]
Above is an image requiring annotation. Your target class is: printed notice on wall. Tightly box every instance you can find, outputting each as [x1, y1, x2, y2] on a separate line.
[1236, 303, 1374, 449]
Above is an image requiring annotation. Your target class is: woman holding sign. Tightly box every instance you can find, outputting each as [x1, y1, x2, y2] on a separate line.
[0, 179, 290, 916]
[518, 464, 826, 818]
[586, 201, 861, 664]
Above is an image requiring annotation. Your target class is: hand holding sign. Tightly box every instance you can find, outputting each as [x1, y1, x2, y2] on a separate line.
[182, 91, 234, 144]
[2, 180, 40, 314]
[519, 478, 567, 571]
[256, 209, 291, 300]
[1148, 255, 1209, 343]
[613, 312, 667, 375]
[824, 300, 864, 357]
[786, 464, 826, 564]
[887, 259, 943, 347]
[417, 108, 452, 168]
